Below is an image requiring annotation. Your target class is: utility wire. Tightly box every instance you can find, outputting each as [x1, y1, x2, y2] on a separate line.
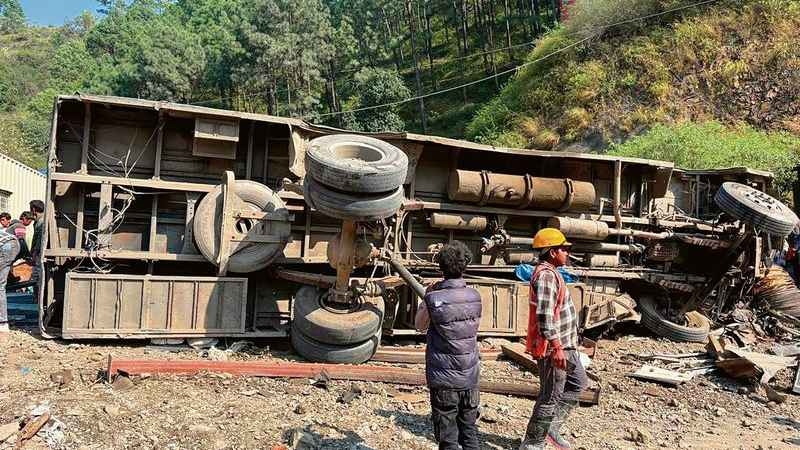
[308, 0, 718, 119]
[187, 37, 538, 108]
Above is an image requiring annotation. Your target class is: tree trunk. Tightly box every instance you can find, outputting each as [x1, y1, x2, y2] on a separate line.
[477, 0, 488, 70]
[503, 0, 512, 60]
[452, 0, 464, 57]
[380, 8, 403, 71]
[552, 0, 561, 25]
[406, 0, 428, 132]
[424, 0, 436, 88]
[488, 0, 499, 89]
[531, 0, 541, 35]
[461, 0, 469, 53]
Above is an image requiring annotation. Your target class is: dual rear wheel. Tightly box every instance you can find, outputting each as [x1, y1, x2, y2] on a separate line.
[292, 135, 408, 363]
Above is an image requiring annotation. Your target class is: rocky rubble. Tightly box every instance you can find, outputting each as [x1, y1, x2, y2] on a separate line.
[1, 329, 798, 449]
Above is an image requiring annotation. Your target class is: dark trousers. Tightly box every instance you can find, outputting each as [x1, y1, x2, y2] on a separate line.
[429, 387, 480, 450]
[531, 349, 588, 418]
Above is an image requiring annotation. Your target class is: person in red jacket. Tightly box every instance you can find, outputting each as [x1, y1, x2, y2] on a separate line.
[519, 228, 587, 450]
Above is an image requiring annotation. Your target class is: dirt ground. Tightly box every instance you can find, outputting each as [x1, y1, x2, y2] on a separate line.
[1, 327, 799, 450]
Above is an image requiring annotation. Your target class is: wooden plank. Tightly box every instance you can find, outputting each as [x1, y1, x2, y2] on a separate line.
[501, 343, 538, 373]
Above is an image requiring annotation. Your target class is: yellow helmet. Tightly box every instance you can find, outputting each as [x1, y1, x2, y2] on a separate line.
[532, 228, 572, 249]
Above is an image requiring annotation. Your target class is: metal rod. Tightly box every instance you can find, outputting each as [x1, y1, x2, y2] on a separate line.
[386, 257, 426, 299]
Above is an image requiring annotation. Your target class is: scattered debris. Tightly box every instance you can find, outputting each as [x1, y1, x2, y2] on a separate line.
[337, 384, 362, 404]
[794, 365, 800, 395]
[287, 428, 318, 450]
[762, 383, 788, 404]
[111, 375, 135, 391]
[771, 341, 800, 357]
[628, 365, 693, 386]
[293, 404, 306, 415]
[187, 337, 219, 349]
[16, 408, 51, 447]
[715, 347, 796, 383]
[312, 370, 331, 390]
[50, 369, 74, 386]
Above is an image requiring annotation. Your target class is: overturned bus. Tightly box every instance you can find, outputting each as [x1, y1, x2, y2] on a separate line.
[38, 95, 799, 363]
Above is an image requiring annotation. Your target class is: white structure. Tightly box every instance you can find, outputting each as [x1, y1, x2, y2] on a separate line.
[0, 153, 46, 217]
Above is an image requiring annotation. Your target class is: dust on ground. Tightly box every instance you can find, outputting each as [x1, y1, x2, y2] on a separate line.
[1, 328, 798, 450]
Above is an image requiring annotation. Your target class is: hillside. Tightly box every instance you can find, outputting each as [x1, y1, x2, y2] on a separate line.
[465, 0, 800, 193]
[0, 0, 570, 168]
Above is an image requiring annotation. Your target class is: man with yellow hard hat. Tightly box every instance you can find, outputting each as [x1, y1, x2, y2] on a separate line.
[519, 228, 587, 450]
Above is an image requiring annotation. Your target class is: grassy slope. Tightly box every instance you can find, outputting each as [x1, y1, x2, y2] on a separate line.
[465, 0, 800, 151]
[0, 27, 58, 168]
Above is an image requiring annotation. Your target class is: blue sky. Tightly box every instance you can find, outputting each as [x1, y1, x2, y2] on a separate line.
[20, 0, 100, 26]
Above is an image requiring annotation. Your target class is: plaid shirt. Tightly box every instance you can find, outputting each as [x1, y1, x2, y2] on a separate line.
[533, 262, 578, 350]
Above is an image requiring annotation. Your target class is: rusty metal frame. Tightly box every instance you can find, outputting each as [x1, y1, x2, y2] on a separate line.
[106, 356, 600, 404]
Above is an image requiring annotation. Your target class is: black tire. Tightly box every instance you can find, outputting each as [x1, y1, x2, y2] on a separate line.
[293, 285, 385, 345]
[304, 176, 403, 221]
[638, 295, 710, 343]
[291, 326, 380, 364]
[194, 180, 291, 273]
[306, 134, 408, 194]
[714, 182, 799, 236]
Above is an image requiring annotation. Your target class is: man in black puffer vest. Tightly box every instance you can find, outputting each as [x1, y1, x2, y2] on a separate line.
[415, 241, 483, 450]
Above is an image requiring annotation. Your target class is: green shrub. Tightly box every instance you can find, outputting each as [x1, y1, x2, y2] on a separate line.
[609, 121, 800, 197]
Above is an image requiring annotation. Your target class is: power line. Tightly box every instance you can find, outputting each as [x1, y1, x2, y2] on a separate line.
[308, 0, 719, 120]
[187, 37, 539, 108]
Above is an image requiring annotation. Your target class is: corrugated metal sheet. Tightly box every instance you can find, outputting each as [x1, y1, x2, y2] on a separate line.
[0, 153, 47, 218]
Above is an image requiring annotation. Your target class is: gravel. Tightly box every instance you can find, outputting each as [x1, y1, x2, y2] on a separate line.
[1, 329, 798, 449]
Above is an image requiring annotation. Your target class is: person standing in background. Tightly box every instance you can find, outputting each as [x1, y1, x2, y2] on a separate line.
[0, 228, 20, 333]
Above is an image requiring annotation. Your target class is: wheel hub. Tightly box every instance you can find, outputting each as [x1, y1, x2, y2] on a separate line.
[321, 288, 364, 314]
[743, 188, 782, 211]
